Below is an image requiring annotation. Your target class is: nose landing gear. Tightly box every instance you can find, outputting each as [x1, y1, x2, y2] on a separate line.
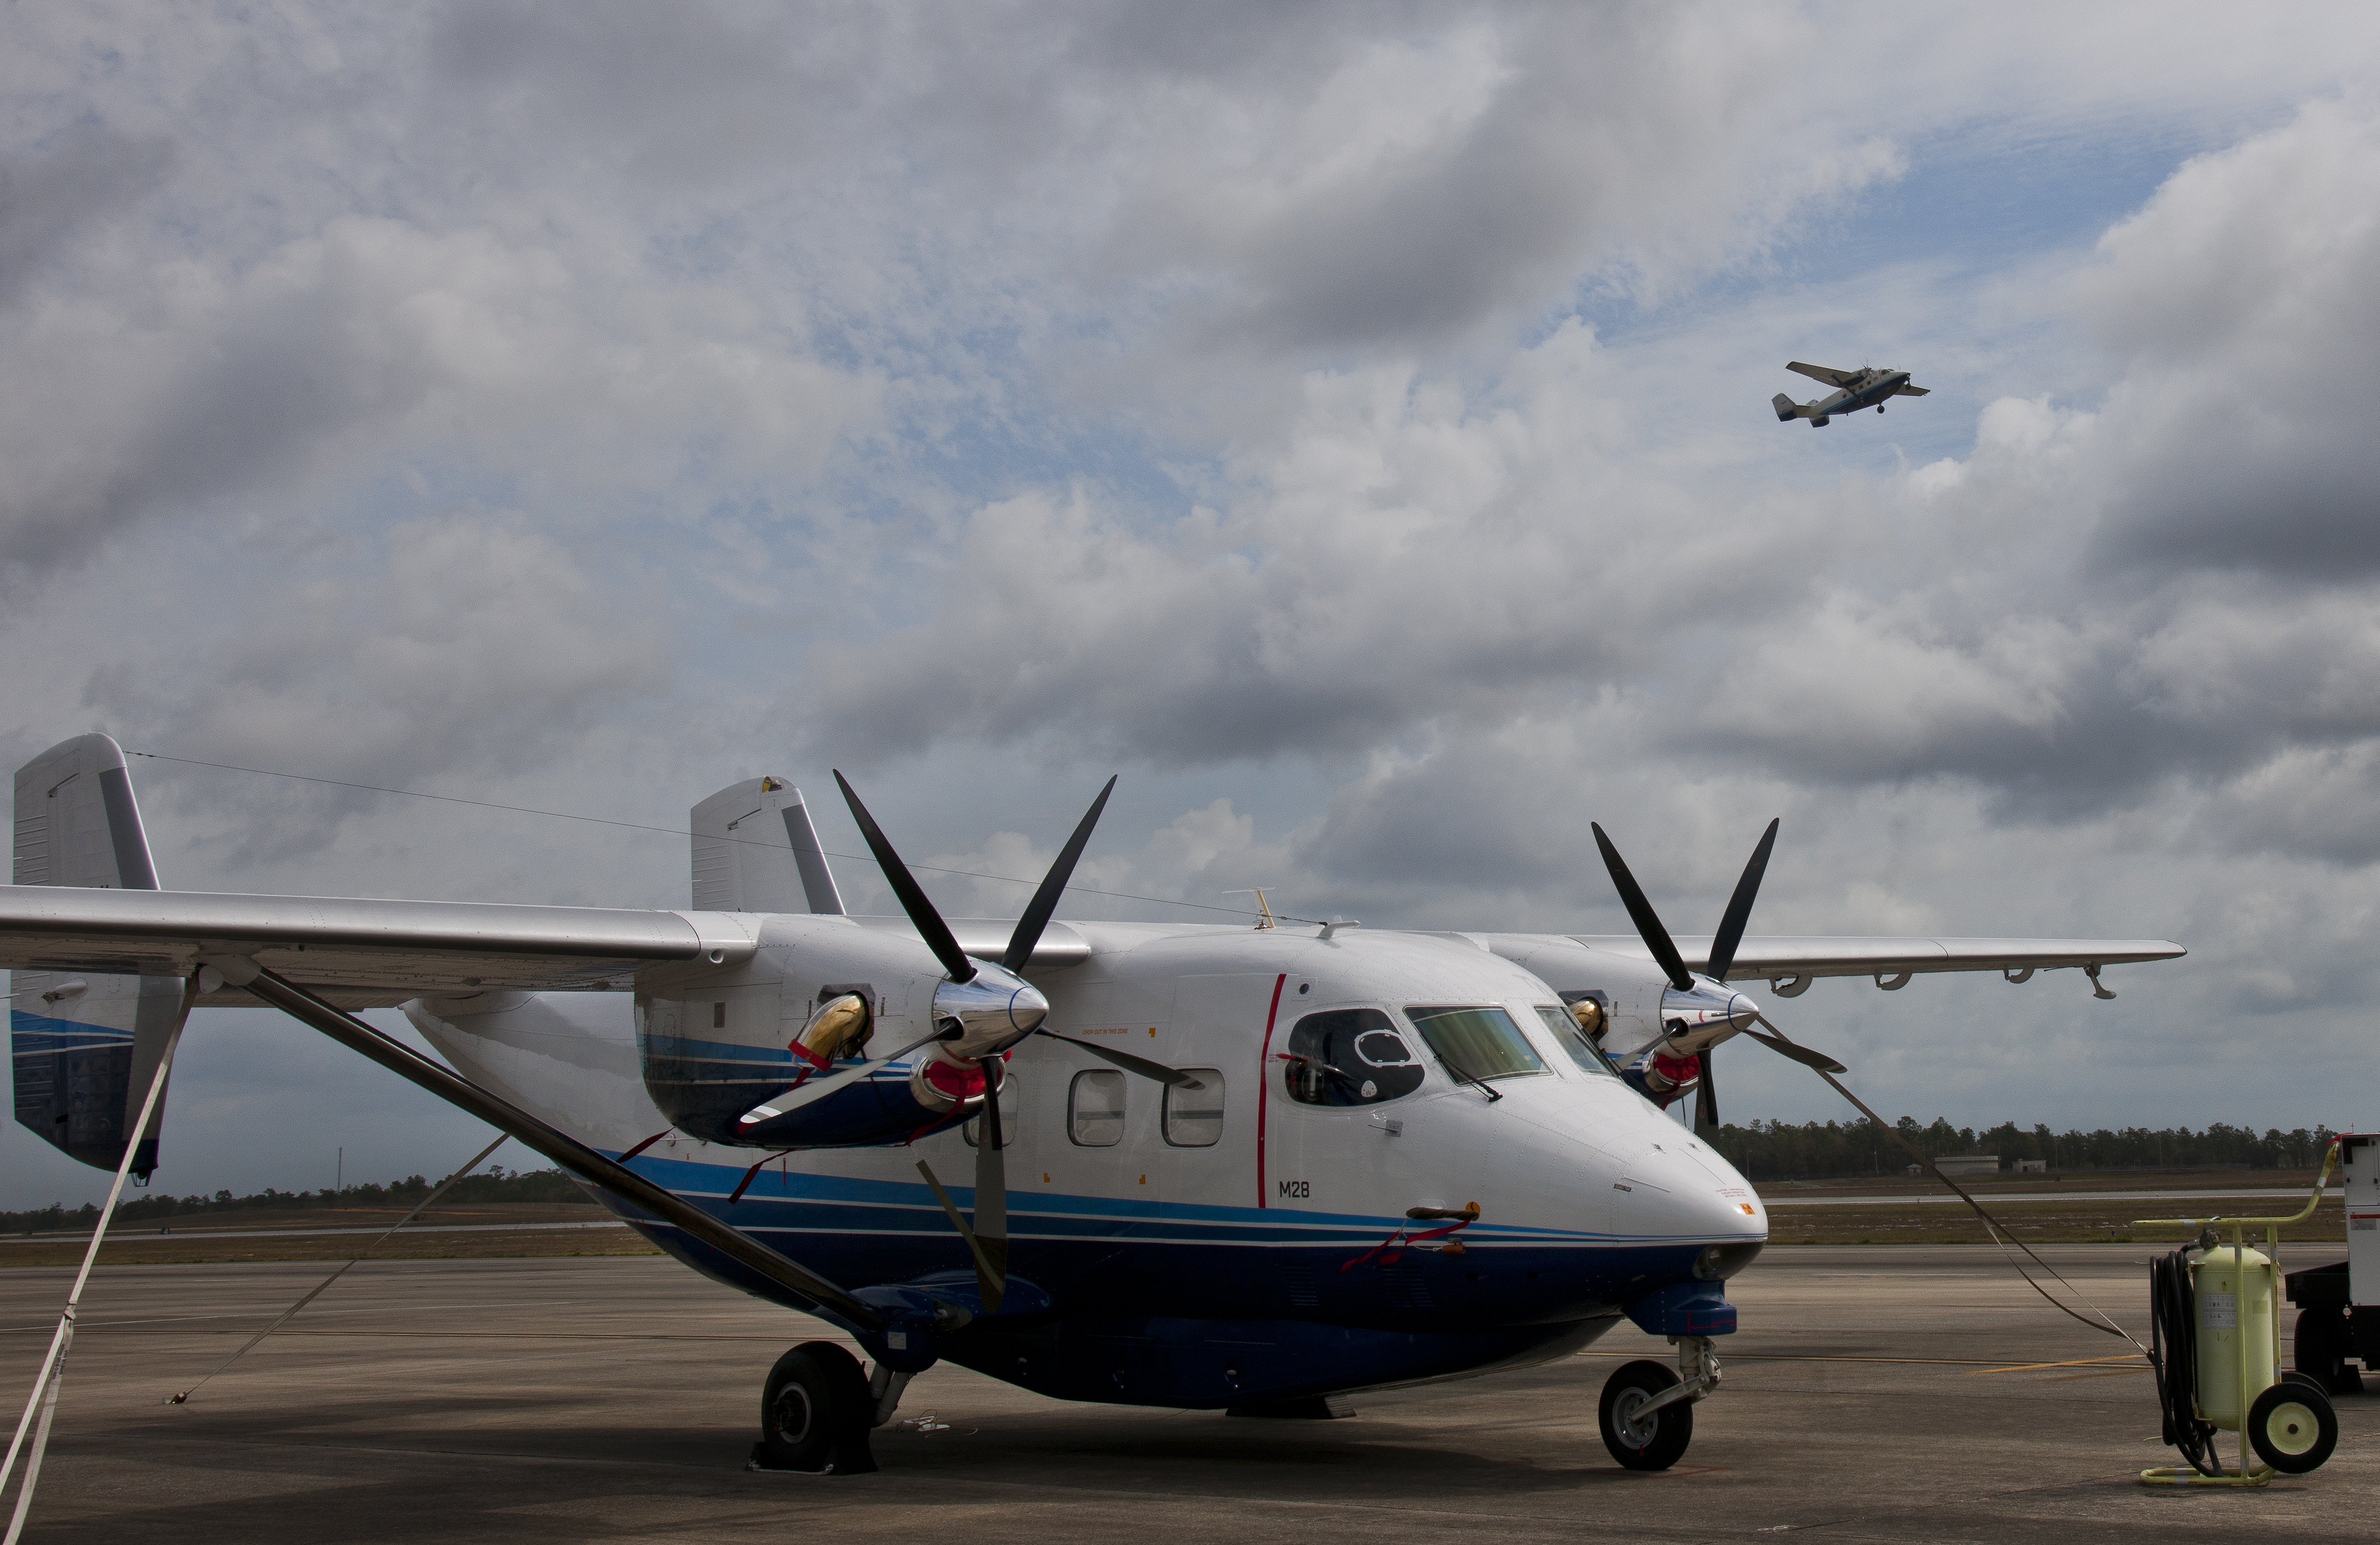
[1598, 1335, 1720, 1471]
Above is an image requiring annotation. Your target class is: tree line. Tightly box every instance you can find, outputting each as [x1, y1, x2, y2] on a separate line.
[2, 1164, 586, 1235]
[1709, 1118, 2343, 1180]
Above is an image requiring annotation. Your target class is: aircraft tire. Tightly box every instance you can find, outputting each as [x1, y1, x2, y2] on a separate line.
[1599, 1359, 1693, 1471]
[754, 1341, 878, 1474]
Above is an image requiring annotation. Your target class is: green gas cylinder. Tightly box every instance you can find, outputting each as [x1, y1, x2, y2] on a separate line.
[2191, 1243, 2275, 1431]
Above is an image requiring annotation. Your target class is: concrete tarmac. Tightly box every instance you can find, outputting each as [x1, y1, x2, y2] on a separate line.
[3, 1246, 2373, 1543]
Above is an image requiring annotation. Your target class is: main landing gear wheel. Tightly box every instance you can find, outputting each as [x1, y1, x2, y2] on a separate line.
[754, 1341, 878, 1474]
[1599, 1358, 1693, 1471]
[2248, 1381, 2338, 1474]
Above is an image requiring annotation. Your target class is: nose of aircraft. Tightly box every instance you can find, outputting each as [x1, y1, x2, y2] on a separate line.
[1631, 1111, 1767, 1243]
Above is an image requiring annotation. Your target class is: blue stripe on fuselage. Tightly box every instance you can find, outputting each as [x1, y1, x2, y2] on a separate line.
[576, 1145, 1756, 1406]
[10, 1011, 135, 1058]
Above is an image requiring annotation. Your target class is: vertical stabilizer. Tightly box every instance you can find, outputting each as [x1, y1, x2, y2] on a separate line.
[11, 733, 182, 1176]
[691, 777, 844, 915]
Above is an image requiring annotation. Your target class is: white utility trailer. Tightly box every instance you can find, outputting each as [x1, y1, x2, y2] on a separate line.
[2284, 1132, 2378, 1392]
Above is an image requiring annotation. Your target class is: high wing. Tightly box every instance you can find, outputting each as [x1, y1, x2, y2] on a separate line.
[1541, 933, 2182, 982]
[0, 887, 761, 1007]
[0, 887, 1097, 1007]
[1786, 361, 1860, 388]
[1892, 383, 1930, 397]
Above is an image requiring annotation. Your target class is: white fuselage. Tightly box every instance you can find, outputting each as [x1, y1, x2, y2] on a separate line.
[410, 919, 1765, 1353]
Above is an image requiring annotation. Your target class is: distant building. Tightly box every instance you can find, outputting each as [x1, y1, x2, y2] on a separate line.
[1931, 1154, 2001, 1178]
[2013, 1159, 2047, 1174]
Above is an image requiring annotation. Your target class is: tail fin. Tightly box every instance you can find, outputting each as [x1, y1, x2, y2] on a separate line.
[1772, 392, 1802, 422]
[11, 733, 183, 1177]
[690, 777, 843, 915]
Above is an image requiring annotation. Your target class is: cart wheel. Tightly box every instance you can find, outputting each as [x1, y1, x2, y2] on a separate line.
[1598, 1359, 1694, 1471]
[2294, 1304, 2364, 1395]
[2248, 1381, 2337, 1474]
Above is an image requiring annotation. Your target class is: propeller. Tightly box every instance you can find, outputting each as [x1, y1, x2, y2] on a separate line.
[833, 771, 1193, 1312]
[1590, 823, 1693, 992]
[1036, 1029, 1206, 1089]
[914, 1056, 1013, 1313]
[1002, 776, 1114, 973]
[735, 1028, 947, 1131]
[1590, 818, 1842, 1135]
[1705, 819, 1777, 982]
[972, 1054, 1007, 1309]
[835, 771, 976, 985]
[1744, 1017, 1846, 1075]
[1695, 818, 1777, 1137]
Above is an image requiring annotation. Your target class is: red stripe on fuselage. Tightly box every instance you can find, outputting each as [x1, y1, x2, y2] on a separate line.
[1256, 972, 1287, 1209]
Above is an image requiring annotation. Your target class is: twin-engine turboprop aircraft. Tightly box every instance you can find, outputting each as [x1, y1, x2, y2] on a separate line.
[1772, 360, 1928, 427]
[3, 734, 2182, 1474]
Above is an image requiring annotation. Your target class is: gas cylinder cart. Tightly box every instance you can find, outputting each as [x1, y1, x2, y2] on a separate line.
[2282, 1131, 2375, 1396]
[2134, 1141, 2345, 1486]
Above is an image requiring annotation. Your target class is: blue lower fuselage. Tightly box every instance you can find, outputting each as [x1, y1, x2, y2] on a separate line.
[593, 1150, 1731, 1409]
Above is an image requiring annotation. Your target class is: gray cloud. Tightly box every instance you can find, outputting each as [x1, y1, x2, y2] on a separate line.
[0, 121, 171, 310]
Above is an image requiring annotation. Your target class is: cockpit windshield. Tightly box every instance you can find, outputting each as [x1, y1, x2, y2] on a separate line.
[1404, 1005, 1547, 1083]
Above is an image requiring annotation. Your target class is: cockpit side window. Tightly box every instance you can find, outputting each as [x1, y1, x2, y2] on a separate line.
[1282, 1008, 1426, 1107]
[1536, 1004, 1616, 1078]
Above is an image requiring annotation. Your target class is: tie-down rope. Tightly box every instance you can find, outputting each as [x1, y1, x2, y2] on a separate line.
[1754, 1013, 2145, 1354]
[165, 1133, 510, 1407]
[2, 983, 193, 1545]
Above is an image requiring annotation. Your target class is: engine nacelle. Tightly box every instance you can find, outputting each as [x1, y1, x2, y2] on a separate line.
[634, 915, 1027, 1149]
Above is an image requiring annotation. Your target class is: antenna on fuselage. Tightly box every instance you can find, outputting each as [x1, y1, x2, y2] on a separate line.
[1224, 888, 1277, 930]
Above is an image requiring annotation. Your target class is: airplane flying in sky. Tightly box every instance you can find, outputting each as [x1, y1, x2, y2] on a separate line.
[1773, 361, 1928, 426]
[3, 734, 2181, 1476]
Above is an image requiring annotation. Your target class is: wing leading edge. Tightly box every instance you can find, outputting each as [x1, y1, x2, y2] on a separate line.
[1510, 933, 2182, 983]
[1786, 361, 1859, 388]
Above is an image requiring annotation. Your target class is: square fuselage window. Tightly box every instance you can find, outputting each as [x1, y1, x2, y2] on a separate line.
[1069, 1068, 1126, 1146]
[1163, 1069, 1225, 1146]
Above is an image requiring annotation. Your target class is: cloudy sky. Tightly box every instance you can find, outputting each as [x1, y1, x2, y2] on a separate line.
[7, 3, 2380, 1207]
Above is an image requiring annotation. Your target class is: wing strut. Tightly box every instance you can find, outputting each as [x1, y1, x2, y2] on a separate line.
[212, 957, 884, 1332]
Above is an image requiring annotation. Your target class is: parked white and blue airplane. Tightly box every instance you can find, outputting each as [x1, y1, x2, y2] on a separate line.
[3, 734, 2181, 1474]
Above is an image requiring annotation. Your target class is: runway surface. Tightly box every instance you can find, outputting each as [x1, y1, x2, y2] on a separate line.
[3, 1247, 2373, 1543]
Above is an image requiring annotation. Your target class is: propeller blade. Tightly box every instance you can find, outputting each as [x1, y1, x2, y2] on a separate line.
[1036, 1028, 1207, 1089]
[735, 1029, 943, 1130]
[1705, 818, 1779, 981]
[833, 771, 976, 986]
[1591, 823, 1694, 991]
[1747, 1013, 1848, 1075]
[972, 1058, 1008, 1313]
[1693, 1042, 1719, 1136]
[1002, 776, 1116, 975]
